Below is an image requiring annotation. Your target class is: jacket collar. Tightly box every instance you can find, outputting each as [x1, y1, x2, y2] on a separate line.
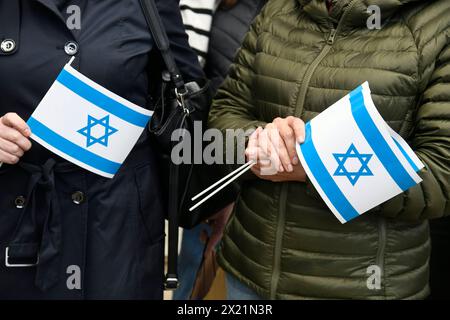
[33, 0, 65, 21]
[32, 0, 82, 40]
[297, 0, 425, 28]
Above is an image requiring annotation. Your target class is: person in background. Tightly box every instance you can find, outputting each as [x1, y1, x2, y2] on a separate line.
[209, 0, 450, 300]
[179, 0, 220, 68]
[174, 0, 267, 300]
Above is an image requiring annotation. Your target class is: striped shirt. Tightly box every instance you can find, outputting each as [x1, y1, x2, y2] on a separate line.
[180, 0, 221, 66]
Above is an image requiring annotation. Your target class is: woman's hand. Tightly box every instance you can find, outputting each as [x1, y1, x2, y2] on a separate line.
[245, 116, 307, 182]
[0, 113, 32, 164]
[264, 116, 305, 172]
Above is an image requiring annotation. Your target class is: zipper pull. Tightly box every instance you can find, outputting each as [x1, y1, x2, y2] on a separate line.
[327, 28, 337, 45]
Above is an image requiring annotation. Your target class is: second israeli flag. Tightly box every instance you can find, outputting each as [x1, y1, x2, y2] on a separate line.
[28, 59, 153, 178]
[296, 82, 424, 224]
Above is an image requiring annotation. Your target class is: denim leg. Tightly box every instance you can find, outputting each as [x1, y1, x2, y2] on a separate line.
[226, 273, 262, 300]
[173, 224, 210, 300]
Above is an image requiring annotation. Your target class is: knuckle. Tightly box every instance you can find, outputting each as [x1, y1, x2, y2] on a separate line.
[282, 129, 294, 138]
[4, 112, 15, 121]
[10, 132, 21, 142]
[273, 117, 282, 123]
[296, 118, 305, 126]
[11, 144, 20, 153]
[9, 155, 19, 164]
[24, 140, 32, 150]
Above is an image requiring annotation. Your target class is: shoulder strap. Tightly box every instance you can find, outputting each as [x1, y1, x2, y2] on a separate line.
[139, 0, 187, 92]
[139, 0, 183, 291]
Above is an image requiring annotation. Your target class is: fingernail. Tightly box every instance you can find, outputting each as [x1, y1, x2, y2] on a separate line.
[279, 165, 284, 172]
[297, 136, 304, 143]
[287, 164, 293, 172]
[292, 156, 299, 165]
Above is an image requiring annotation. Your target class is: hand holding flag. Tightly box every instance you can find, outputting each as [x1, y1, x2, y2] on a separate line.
[0, 112, 32, 165]
[246, 126, 306, 182]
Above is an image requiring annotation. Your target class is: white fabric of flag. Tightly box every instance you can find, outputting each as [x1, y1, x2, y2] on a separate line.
[296, 82, 424, 224]
[27, 60, 153, 178]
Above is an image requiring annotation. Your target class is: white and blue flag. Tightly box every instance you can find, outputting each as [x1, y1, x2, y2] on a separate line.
[28, 59, 153, 178]
[296, 82, 424, 224]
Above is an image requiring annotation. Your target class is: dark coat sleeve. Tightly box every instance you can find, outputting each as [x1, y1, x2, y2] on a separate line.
[155, 0, 204, 81]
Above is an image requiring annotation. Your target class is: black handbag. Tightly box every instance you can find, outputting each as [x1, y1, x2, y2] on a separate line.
[139, 0, 239, 290]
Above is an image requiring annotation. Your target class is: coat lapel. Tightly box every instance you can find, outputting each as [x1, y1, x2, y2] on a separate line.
[32, 0, 81, 40]
[33, 0, 65, 21]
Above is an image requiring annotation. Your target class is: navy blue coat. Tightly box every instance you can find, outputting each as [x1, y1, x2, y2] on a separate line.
[0, 0, 203, 299]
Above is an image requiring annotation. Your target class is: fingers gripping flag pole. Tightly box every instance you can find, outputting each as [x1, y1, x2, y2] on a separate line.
[27, 58, 153, 178]
[296, 82, 424, 223]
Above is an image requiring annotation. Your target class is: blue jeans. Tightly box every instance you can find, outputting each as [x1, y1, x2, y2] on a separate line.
[226, 273, 262, 300]
[173, 224, 211, 300]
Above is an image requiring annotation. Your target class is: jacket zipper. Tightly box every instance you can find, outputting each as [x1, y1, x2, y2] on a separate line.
[270, 0, 362, 299]
[294, 0, 360, 116]
[270, 183, 289, 299]
[270, 20, 339, 303]
[375, 217, 386, 292]
[293, 33, 334, 117]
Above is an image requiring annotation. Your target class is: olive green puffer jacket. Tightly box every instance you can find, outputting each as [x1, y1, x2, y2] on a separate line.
[209, 0, 450, 299]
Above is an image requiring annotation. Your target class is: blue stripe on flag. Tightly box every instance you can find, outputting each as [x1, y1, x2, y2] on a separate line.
[28, 117, 121, 175]
[392, 138, 419, 172]
[301, 123, 360, 222]
[349, 86, 416, 191]
[56, 69, 150, 128]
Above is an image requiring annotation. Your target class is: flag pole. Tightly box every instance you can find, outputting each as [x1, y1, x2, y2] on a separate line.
[68, 56, 75, 66]
[189, 161, 256, 212]
[191, 160, 255, 202]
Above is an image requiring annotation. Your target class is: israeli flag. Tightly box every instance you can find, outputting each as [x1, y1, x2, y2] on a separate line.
[28, 59, 153, 178]
[296, 82, 424, 223]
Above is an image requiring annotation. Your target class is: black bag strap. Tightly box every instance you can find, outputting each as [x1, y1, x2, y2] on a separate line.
[139, 0, 186, 93]
[139, 0, 184, 290]
[165, 114, 189, 290]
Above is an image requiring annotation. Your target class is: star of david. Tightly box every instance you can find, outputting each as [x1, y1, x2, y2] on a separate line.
[333, 144, 373, 186]
[77, 115, 118, 148]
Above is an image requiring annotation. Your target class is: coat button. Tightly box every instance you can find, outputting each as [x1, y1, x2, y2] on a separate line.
[1, 39, 16, 53]
[71, 191, 85, 205]
[14, 196, 26, 209]
[64, 41, 79, 56]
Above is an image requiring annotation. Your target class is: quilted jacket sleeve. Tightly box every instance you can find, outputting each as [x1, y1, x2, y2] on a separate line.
[208, 4, 269, 170]
[381, 41, 450, 221]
